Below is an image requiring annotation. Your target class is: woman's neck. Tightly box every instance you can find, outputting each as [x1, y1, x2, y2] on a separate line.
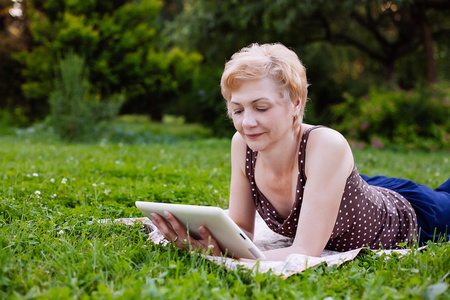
[257, 125, 303, 177]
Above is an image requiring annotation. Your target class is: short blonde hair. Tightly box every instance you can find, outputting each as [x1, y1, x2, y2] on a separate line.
[220, 43, 309, 121]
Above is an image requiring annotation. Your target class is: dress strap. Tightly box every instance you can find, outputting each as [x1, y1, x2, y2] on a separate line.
[245, 146, 256, 182]
[298, 126, 325, 180]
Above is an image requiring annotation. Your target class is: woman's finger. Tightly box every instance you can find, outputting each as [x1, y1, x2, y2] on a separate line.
[163, 211, 190, 240]
[196, 226, 222, 256]
[152, 212, 222, 256]
[162, 211, 197, 250]
[151, 213, 178, 242]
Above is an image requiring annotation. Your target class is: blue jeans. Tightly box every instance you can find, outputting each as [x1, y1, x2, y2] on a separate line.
[361, 175, 450, 245]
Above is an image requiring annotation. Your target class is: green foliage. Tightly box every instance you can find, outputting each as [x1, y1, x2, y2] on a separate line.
[0, 107, 29, 129]
[99, 114, 212, 145]
[0, 132, 449, 299]
[332, 83, 450, 150]
[4, 0, 449, 138]
[129, 47, 203, 120]
[15, 46, 54, 103]
[178, 65, 236, 138]
[48, 53, 124, 141]
[15, 0, 202, 121]
[166, 0, 450, 82]
[160, 0, 450, 136]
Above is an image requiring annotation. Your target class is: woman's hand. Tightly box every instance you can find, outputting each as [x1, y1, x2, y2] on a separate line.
[150, 211, 222, 256]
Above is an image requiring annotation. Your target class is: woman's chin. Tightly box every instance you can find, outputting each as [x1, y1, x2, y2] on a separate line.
[245, 140, 267, 152]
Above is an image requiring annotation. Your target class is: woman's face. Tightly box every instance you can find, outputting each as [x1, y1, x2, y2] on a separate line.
[229, 77, 297, 152]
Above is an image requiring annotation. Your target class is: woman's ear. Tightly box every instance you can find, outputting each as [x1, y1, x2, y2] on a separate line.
[292, 98, 302, 129]
[293, 98, 301, 116]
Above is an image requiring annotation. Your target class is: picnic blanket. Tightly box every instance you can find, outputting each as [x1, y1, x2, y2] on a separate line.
[114, 213, 422, 278]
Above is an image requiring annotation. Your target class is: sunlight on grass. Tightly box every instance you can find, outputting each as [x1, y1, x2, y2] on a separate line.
[0, 123, 449, 299]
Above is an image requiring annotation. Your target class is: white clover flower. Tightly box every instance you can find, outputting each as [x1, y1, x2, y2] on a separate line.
[50, 178, 55, 183]
[104, 189, 111, 195]
[35, 190, 41, 195]
[33, 173, 39, 177]
[61, 178, 67, 184]
[92, 183, 97, 187]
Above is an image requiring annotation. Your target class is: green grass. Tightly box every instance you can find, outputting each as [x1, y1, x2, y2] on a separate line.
[0, 126, 449, 299]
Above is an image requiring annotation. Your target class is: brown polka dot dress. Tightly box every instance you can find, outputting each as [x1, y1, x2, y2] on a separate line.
[245, 126, 418, 251]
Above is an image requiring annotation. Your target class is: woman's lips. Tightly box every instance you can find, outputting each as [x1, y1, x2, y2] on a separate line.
[246, 133, 263, 139]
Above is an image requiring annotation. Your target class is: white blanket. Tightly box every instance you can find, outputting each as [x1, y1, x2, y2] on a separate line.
[114, 214, 420, 278]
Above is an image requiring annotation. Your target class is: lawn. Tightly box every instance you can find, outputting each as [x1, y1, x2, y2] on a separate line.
[0, 125, 449, 299]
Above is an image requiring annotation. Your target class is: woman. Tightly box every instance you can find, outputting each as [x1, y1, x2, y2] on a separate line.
[151, 43, 450, 261]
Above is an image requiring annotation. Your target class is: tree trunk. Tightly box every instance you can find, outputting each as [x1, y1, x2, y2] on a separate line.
[416, 6, 438, 84]
[384, 60, 395, 85]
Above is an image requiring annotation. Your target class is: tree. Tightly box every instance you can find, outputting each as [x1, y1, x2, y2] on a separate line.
[48, 53, 125, 141]
[13, 0, 202, 121]
[0, 0, 32, 122]
[317, 0, 449, 84]
[166, 0, 450, 85]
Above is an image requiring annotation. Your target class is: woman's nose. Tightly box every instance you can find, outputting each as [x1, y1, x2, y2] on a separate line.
[242, 111, 258, 127]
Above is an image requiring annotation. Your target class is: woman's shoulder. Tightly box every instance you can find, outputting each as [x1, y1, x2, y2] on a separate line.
[231, 131, 247, 150]
[231, 132, 248, 165]
[302, 124, 354, 175]
[302, 124, 349, 149]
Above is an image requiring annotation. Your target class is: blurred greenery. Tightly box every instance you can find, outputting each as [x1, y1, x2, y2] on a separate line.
[7, 0, 202, 122]
[3, 113, 213, 146]
[0, 0, 449, 149]
[48, 53, 125, 141]
[332, 83, 450, 150]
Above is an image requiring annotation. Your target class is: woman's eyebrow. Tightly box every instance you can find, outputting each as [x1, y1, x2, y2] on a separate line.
[230, 98, 268, 105]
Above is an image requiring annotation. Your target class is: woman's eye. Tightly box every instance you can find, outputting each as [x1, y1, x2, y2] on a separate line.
[256, 108, 268, 112]
[233, 110, 243, 115]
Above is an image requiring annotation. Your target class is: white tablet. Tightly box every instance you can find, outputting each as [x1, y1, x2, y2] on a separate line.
[135, 201, 265, 260]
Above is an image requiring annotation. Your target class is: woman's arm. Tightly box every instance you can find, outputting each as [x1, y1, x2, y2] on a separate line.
[228, 132, 257, 240]
[263, 128, 354, 260]
[151, 131, 256, 257]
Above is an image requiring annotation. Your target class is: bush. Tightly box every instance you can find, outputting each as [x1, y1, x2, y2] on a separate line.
[331, 84, 450, 150]
[14, 1, 203, 124]
[0, 107, 29, 128]
[49, 53, 124, 141]
[178, 65, 236, 138]
[97, 114, 212, 145]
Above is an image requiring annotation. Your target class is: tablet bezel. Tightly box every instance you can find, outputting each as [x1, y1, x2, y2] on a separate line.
[135, 201, 265, 260]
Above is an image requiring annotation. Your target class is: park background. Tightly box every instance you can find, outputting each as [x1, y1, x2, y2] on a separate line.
[0, 1, 450, 299]
[0, 0, 449, 149]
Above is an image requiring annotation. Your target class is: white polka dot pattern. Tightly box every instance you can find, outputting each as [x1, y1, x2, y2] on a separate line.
[245, 126, 418, 251]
